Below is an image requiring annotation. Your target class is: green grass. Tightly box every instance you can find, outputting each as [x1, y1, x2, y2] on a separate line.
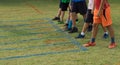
[0, 0, 120, 65]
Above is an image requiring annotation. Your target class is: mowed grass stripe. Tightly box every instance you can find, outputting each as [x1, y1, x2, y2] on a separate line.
[0, 35, 69, 46]
[0, 49, 80, 60]
[0, 43, 77, 58]
[0, 41, 72, 51]
[0, 18, 47, 22]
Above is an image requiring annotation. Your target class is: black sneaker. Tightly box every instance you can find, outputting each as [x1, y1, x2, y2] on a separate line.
[103, 33, 109, 39]
[64, 24, 68, 26]
[63, 24, 69, 31]
[68, 27, 78, 33]
[52, 17, 60, 21]
[75, 34, 85, 39]
[64, 27, 72, 31]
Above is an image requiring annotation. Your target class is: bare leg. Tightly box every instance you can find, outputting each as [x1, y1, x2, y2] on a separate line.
[61, 11, 65, 22]
[90, 23, 99, 42]
[52, 9, 61, 20]
[75, 22, 89, 38]
[101, 24, 107, 32]
[56, 8, 61, 18]
[106, 25, 116, 48]
[106, 25, 114, 38]
[83, 23, 99, 47]
[68, 12, 78, 33]
[82, 23, 89, 33]
[71, 12, 77, 27]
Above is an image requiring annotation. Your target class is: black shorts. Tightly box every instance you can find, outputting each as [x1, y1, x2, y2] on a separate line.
[59, 2, 69, 11]
[85, 9, 93, 23]
[71, 1, 87, 15]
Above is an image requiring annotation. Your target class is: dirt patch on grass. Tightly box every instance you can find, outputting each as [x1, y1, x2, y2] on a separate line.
[37, 34, 43, 38]
[50, 44, 76, 51]
[44, 38, 68, 44]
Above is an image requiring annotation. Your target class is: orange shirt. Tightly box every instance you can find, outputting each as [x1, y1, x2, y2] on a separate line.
[94, 0, 110, 10]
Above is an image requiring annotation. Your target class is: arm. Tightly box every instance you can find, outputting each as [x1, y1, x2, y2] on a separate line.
[91, 0, 95, 14]
[97, 0, 105, 16]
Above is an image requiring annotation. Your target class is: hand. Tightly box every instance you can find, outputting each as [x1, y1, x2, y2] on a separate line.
[91, 10, 94, 14]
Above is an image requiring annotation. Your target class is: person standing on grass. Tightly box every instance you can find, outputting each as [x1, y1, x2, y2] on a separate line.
[83, 0, 116, 49]
[75, 0, 109, 39]
[64, 0, 79, 31]
[68, 0, 87, 33]
[52, 0, 70, 24]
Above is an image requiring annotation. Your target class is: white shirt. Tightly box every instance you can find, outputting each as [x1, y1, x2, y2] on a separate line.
[88, 0, 94, 9]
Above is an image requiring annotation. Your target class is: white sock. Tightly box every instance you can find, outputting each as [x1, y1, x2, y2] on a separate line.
[81, 32, 85, 35]
[66, 19, 69, 24]
[105, 32, 108, 34]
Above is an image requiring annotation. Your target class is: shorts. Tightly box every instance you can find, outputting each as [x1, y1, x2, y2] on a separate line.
[71, 1, 87, 15]
[59, 2, 69, 11]
[93, 7, 112, 27]
[85, 9, 93, 23]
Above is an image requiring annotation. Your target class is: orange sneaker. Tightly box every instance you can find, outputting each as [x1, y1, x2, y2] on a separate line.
[83, 42, 96, 47]
[108, 43, 116, 49]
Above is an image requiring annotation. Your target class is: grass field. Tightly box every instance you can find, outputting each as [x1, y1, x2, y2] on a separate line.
[0, 0, 120, 65]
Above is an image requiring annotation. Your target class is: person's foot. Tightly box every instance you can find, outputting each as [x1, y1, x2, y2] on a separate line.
[68, 27, 78, 33]
[108, 43, 116, 49]
[52, 17, 60, 21]
[103, 33, 109, 39]
[64, 24, 68, 26]
[64, 25, 69, 31]
[83, 42, 96, 47]
[64, 23, 72, 31]
[75, 34, 85, 39]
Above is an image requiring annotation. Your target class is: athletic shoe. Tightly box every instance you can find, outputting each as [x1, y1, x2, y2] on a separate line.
[103, 33, 109, 39]
[108, 43, 116, 49]
[64, 24, 68, 26]
[64, 25, 69, 31]
[52, 17, 60, 21]
[83, 42, 96, 47]
[75, 34, 85, 39]
[68, 27, 78, 33]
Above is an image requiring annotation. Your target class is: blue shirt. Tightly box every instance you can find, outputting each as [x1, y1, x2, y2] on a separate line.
[72, 0, 85, 2]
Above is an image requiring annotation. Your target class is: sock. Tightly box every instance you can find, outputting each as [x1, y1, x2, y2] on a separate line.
[111, 37, 115, 43]
[81, 32, 85, 35]
[68, 20, 72, 29]
[90, 38, 95, 43]
[66, 19, 69, 24]
[105, 32, 108, 34]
